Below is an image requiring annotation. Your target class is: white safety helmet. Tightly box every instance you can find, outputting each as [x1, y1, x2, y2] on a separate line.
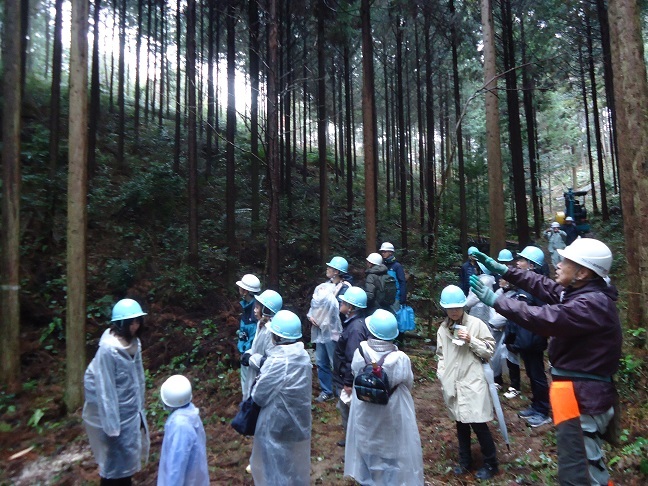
[556, 237, 612, 278]
[160, 375, 192, 408]
[236, 274, 261, 293]
[379, 242, 395, 252]
[565, 216, 574, 222]
[366, 253, 383, 266]
[551, 222, 560, 228]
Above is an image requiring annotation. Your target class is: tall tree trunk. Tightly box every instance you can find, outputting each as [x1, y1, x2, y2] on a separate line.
[187, 0, 198, 266]
[88, 0, 101, 178]
[520, 14, 541, 239]
[20, 0, 29, 100]
[49, 0, 63, 175]
[344, 45, 353, 220]
[415, 23, 425, 236]
[482, 0, 506, 255]
[608, 0, 648, 328]
[450, 0, 468, 253]
[1, 0, 22, 391]
[579, 43, 598, 215]
[206, 0, 216, 178]
[158, 1, 166, 128]
[317, 0, 329, 264]
[361, 0, 377, 255]
[134, 0, 143, 146]
[586, 12, 609, 220]
[173, 0, 181, 173]
[65, 0, 89, 411]
[396, 15, 408, 249]
[424, 8, 437, 258]
[117, 0, 126, 167]
[267, 0, 280, 288]
[144, 0, 152, 121]
[302, 33, 308, 182]
[249, 0, 260, 224]
[226, 0, 237, 277]
[383, 47, 391, 210]
[501, 0, 529, 245]
[284, 1, 293, 216]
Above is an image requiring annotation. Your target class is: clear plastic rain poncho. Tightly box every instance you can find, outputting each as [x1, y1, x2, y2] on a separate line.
[344, 340, 424, 486]
[241, 319, 275, 399]
[307, 282, 342, 343]
[83, 329, 150, 479]
[465, 273, 496, 324]
[157, 403, 209, 486]
[250, 341, 312, 486]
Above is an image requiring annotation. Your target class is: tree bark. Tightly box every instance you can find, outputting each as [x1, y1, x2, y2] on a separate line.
[187, 0, 198, 267]
[249, 0, 260, 224]
[1, 0, 22, 391]
[66, 0, 89, 411]
[226, 0, 237, 277]
[134, 0, 143, 145]
[267, 0, 280, 288]
[608, 0, 648, 328]
[117, 0, 126, 167]
[173, 0, 181, 173]
[88, 0, 101, 178]
[317, 0, 329, 264]
[48, 0, 63, 174]
[481, 0, 506, 255]
[424, 8, 437, 258]
[396, 14, 408, 249]
[361, 0, 377, 255]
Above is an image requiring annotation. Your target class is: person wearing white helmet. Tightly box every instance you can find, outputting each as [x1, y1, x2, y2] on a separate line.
[435, 286, 499, 480]
[378, 242, 407, 308]
[562, 216, 579, 245]
[363, 252, 393, 313]
[250, 310, 312, 486]
[344, 309, 424, 485]
[157, 375, 209, 486]
[459, 246, 483, 296]
[236, 274, 261, 396]
[307, 256, 352, 403]
[332, 287, 370, 447]
[83, 298, 150, 485]
[470, 238, 622, 485]
[544, 221, 567, 267]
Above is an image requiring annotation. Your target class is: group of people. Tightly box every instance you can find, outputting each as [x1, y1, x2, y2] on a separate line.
[82, 235, 622, 486]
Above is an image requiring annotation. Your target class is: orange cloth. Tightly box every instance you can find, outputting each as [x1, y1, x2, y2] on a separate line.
[550, 381, 580, 426]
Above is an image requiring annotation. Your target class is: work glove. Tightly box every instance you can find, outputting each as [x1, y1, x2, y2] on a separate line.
[472, 250, 508, 276]
[240, 352, 251, 367]
[470, 274, 499, 307]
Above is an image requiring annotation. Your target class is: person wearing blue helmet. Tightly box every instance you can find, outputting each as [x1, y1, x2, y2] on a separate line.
[308, 256, 351, 403]
[436, 285, 498, 480]
[344, 309, 424, 485]
[250, 310, 312, 486]
[333, 287, 370, 447]
[459, 246, 483, 296]
[83, 298, 150, 485]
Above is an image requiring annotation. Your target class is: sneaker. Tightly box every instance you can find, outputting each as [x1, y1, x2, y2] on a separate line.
[452, 464, 471, 475]
[315, 392, 332, 403]
[475, 464, 498, 480]
[245, 464, 251, 474]
[525, 413, 552, 428]
[337, 438, 346, 447]
[504, 387, 520, 398]
[518, 406, 537, 418]
[494, 383, 502, 391]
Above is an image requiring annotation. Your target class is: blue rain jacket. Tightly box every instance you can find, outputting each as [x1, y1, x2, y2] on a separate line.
[238, 298, 258, 353]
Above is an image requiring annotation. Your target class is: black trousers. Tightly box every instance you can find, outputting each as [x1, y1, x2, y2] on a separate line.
[520, 349, 550, 415]
[100, 477, 132, 486]
[456, 421, 497, 469]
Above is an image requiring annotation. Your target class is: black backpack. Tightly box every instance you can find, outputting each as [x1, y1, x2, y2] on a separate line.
[353, 346, 398, 405]
[376, 273, 398, 308]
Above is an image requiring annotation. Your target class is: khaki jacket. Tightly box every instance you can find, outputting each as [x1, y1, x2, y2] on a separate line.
[436, 313, 495, 423]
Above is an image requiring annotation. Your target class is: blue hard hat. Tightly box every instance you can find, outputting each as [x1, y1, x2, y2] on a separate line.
[497, 249, 514, 262]
[267, 310, 302, 339]
[439, 285, 467, 309]
[326, 256, 349, 273]
[256, 289, 283, 315]
[518, 246, 545, 267]
[339, 286, 367, 309]
[468, 246, 479, 256]
[366, 309, 399, 341]
[111, 299, 147, 321]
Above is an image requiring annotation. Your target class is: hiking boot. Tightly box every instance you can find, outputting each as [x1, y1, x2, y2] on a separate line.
[504, 387, 520, 399]
[525, 413, 552, 428]
[315, 392, 333, 403]
[452, 464, 471, 475]
[475, 464, 498, 480]
[518, 406, 537, 418]
[336, 438, 346, 447]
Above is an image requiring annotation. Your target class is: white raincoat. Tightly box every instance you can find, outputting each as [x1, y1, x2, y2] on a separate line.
[465, 273, 496, 324]
[436, 313, 495, 423]
[157, 403, 209, 486]
[241, 319, 274, 399]
[307, 282, 343, 343]
[344, 340, 424, 486]
[250, 341, 312, 486]
[83, 329, 150, 479]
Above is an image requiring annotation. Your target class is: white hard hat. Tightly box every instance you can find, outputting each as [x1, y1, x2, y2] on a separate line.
[379, 242, 395, 252]
[556, 238, 612, 278]
[366, 253, 383, 265]
[551, 222, 560, 228]
[236, 274, 261, 293]
[565, 216, 574, 222]
[160, 375, 192, 408]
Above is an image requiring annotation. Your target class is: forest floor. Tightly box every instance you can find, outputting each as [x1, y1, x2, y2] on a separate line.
[1, 303, 647, 486]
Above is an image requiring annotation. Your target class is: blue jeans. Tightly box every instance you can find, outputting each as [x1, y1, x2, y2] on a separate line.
[315, 340, 336, 396]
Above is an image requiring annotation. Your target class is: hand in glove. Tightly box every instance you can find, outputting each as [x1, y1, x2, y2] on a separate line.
[472, 250, 508, 275]
[470, 274, 499, 307]
[240, 352, 251, 367]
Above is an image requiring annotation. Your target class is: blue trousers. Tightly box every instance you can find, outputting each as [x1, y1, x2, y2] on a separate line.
[315, 340, 336, 396]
